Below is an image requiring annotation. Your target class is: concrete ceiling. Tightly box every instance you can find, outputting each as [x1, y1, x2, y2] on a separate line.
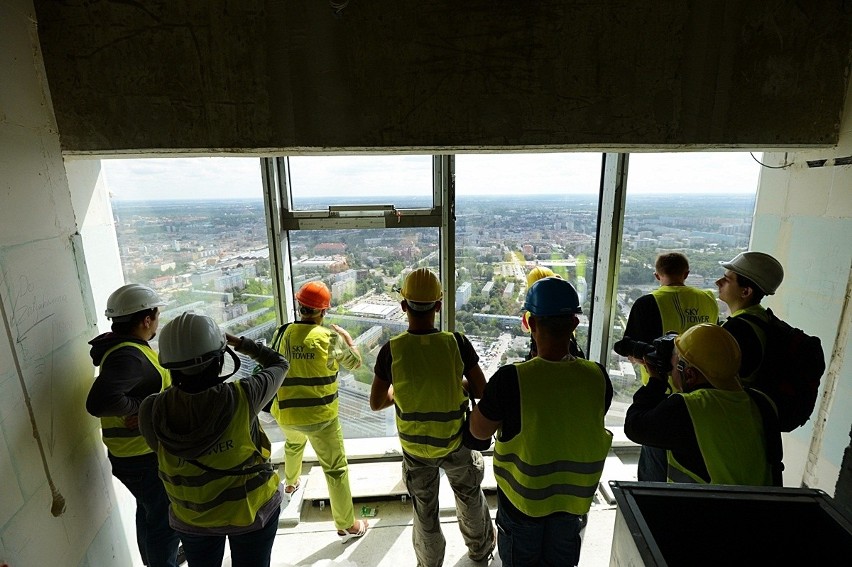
[34, 1, 852, 154]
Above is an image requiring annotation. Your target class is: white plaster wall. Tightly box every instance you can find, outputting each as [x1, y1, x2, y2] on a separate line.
[752, 79, 852, 493]
[0, 1, 136, 565]
[64, 159, 125, 335]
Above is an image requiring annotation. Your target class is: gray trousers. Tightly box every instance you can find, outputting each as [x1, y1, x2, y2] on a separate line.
[402, 446, 495, 567]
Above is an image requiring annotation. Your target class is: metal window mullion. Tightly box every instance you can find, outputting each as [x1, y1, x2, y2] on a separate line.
[437, 155, 455, 331]
[260, 157, 295, 326]
[588, 153, 629, 364]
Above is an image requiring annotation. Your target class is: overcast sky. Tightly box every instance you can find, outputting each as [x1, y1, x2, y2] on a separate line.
[100, 152, 762, 201]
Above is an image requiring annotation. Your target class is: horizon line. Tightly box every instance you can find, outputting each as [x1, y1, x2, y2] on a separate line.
[111, 192, 756, 202]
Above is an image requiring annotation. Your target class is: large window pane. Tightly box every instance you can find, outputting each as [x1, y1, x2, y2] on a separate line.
[288, 228, 439, 439]
[454, 153, 602, 390]
[104, 157, 273, 341]
[606, 152, 759, 416]
[287, 155, 434, 210]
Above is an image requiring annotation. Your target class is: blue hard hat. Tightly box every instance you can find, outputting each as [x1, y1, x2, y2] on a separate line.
[523, 277, 582, 316]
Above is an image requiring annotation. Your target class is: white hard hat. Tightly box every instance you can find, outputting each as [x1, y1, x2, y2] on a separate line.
[105, 284, 166, 319]
[720, 252, 784, 295]
[158, 312, 227, 373]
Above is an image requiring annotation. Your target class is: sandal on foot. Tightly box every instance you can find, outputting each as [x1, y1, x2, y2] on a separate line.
[284, 482, 300, 494]
[337, 519, 368, 543]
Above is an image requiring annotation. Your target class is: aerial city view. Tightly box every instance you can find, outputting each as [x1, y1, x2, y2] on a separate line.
[112, 190, 755, 438]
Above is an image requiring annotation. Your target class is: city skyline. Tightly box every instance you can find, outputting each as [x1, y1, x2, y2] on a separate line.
[101, 152, 763, 201]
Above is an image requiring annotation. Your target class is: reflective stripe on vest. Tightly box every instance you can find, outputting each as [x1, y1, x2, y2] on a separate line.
[637, 286, 719, 386]
[157, 382, 280, 528]
[390, 331, 468, 459]
[99, 342, 171, 457]
[494, 358, 613, 517]
[672, 388, 772, 486]
[272, 323, 339, 425]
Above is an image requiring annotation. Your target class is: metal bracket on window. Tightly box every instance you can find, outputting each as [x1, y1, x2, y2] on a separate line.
[281, 204, 442, 230]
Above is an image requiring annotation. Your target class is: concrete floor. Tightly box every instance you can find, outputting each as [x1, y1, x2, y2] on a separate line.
[215, 443, 637, 567]
[257, 494, 618, 567]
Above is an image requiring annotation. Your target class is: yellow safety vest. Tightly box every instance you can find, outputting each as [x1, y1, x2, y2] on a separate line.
[99, 342, 171, 457]
[390, 331, 468, 459]
[667, 388, 772, 486]
[272, 323, 339, 426]
[157, 382, 280, 528]
[494, 358, 613, 517]
[638, 286, 719, 386]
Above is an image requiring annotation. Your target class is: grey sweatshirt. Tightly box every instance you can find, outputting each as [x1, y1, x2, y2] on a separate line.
[138, 336, 289, 535]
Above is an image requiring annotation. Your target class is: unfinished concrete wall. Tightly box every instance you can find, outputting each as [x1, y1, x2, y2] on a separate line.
[34, 0, 852, 154]
[0, 1, 136, 565]
[751, 78, 852, 493]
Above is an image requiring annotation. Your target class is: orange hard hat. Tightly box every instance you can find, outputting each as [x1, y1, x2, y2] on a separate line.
[295, 281, 331, 310]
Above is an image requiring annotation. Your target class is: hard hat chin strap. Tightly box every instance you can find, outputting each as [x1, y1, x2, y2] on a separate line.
[220, 346, 241, 380]
[172, 347, 241, 393]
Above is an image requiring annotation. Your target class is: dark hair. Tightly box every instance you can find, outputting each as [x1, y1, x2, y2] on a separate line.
[299, 304, 323, 318]
[655, 252, 689, 277]
[531, 315, 577, 336]
[111, 308, 157, 335]
[171, 356, 227, 393]
[735, 273, 766, 303]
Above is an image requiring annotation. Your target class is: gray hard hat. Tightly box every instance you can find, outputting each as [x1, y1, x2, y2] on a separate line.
[158, 312, 226, 372]
[720, 252, 784, 295]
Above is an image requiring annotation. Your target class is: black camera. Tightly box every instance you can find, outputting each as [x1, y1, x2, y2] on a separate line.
[613, 332, 678, 374]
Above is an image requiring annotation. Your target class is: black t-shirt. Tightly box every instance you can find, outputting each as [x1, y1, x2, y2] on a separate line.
[624, 379, 710, 481]
[721, 315, 764, 380]
[613, 294, 663, 355]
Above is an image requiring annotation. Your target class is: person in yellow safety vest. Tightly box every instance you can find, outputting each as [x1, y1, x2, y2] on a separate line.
[137, 313, 291, 567]
[86, 283, 181, 567]
[521, 266, 585, 360]
[715, 251, 784, 384]
[624, 323, 782, 486]
[370, 268, 496, 566]
[268, 280, 368, 541]
[471, 277, 613, 567]
[613, 252, 719, 483]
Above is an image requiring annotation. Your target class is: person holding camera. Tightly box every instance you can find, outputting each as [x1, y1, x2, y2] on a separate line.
[370, 268, 495, 566]
[471, 277, 613, 567]
[138, 313, 290, 567]
[613, 252, 718, 482]
[624, 324, 782, 486]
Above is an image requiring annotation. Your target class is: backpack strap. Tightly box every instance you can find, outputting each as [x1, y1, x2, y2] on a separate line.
[257, 323, 291, 413]
[745, 388, 785, 487]
[452, 331, 479, 403]
[270, 323, 291, 352]
[736, 312, 770, 332]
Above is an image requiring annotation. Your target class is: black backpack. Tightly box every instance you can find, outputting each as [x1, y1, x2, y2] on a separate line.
[738, 308, 826, 432]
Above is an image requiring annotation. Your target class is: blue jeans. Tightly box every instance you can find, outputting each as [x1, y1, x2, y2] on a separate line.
[637, 445, 668, 482]
[179, 506, 280, 567]
[496, 504, 582, 567]
[110, 454, 180, 567]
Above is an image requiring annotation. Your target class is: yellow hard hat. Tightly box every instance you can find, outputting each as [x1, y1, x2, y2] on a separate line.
[400, 268, 443, 304]
[675, 324, 742, 390]
[526, 266, 556, 288]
